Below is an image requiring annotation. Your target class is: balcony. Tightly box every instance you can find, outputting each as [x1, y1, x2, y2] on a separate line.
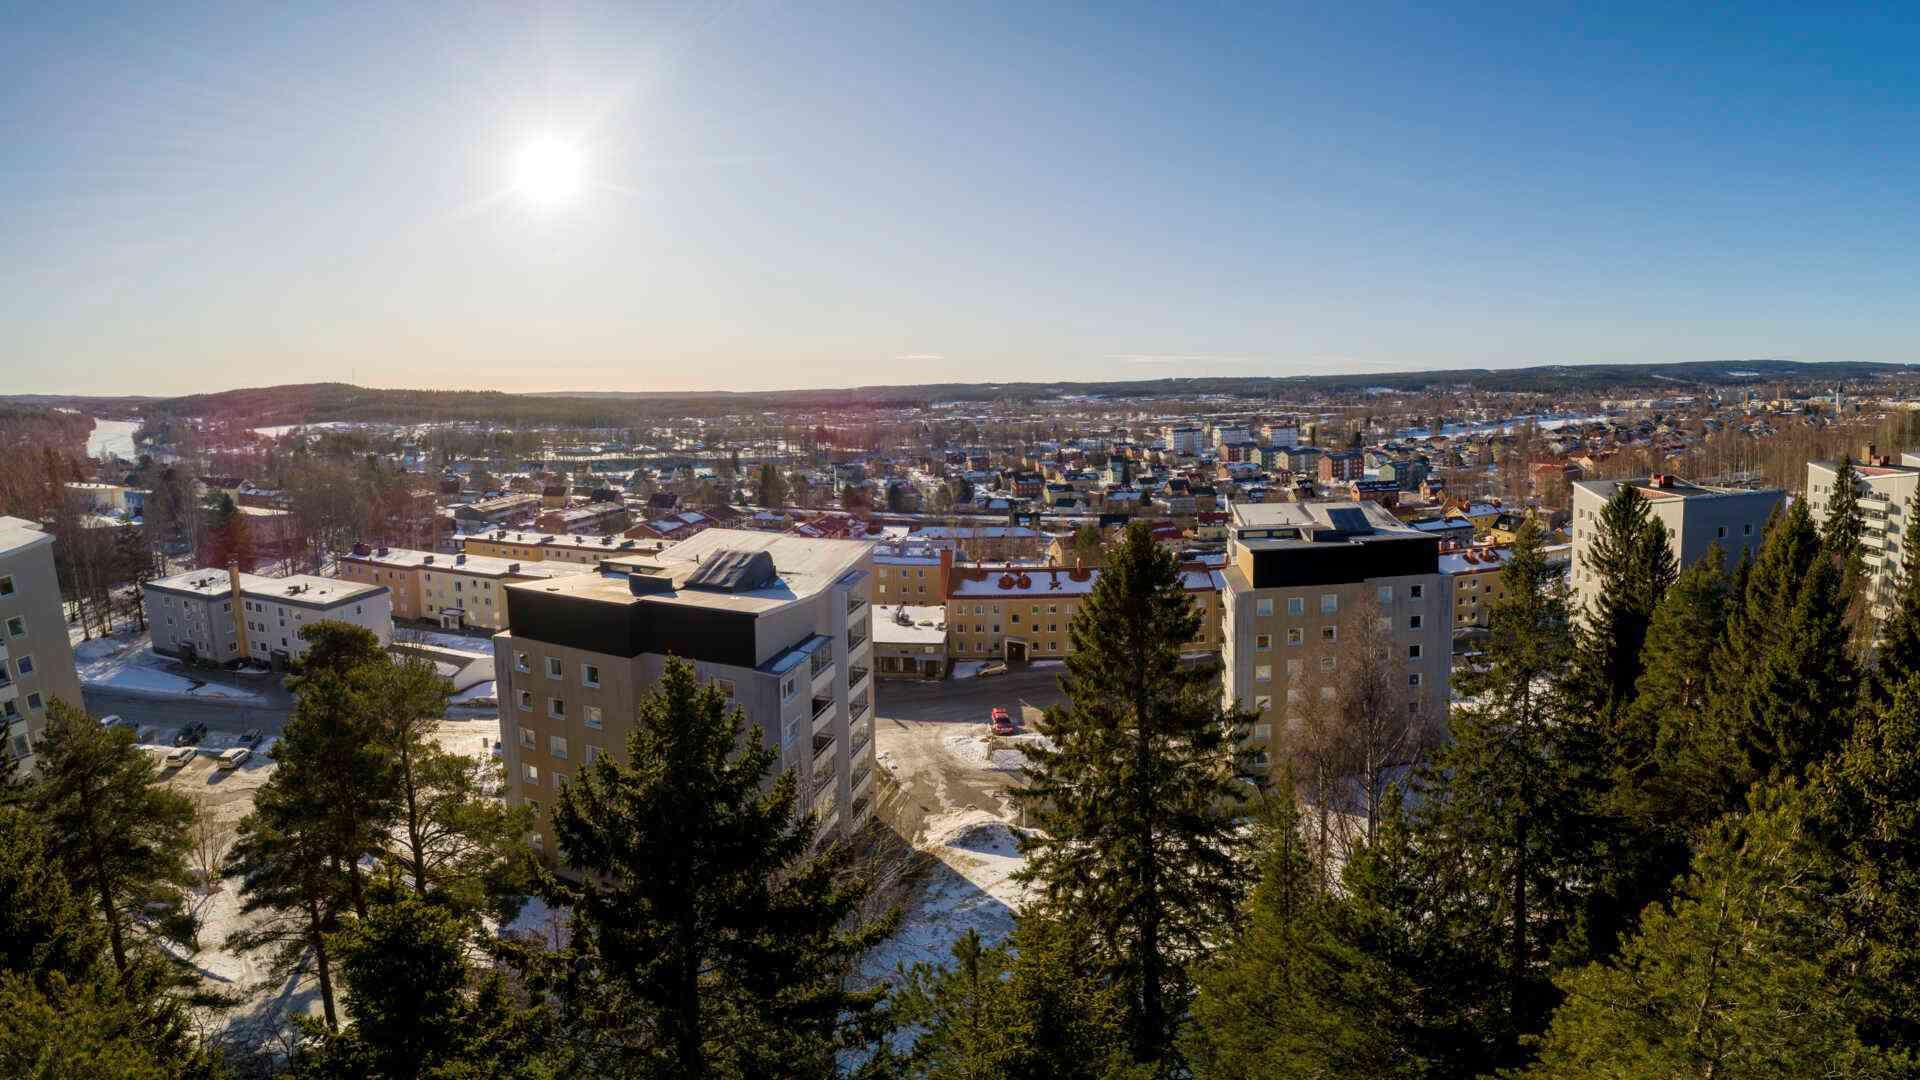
[849, 720, 871, 759]
[811, 648, 834, 680]
[848, 664, 870, 690]
[850, 696, 870, 724]
[812, 695, 833, 722]
[849, 793, 871, 823]
[810, 768, 836, 798]
[848, 593, 867, 615]
[847, 626, 868, 653]
[813, 737, 836, 778]
[851, 763, 873, 796]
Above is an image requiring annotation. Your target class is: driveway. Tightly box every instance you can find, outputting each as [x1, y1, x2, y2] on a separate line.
[874, 667, 1069, 844]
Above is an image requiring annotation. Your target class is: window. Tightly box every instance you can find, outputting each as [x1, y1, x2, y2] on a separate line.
[714, 678, 735, 699]
[1320, 686, 1336, 702]
[1286, 659, 1303, 678]
[552, 772, 568, 788]
[25, 693, 42, 712]
[1254, 664, 1272, 683]
[1255, 598, 1274, 617]
[4, 616, 22, 638]
[1409, 673, 1423, 687]
[1287, 627, 1303, 646]
[1409, 614, 1423, 630]
[1409, 584, 1424, 600]
[584, 705, 602, 730]
[1319, 656, 1336, 672]
[1320, 594, 1338, 614]
[1377, 616, 1391, 631]
[523, 764, 540, 784]
[1011, 613, 1020, 624]
[517, 690, 533, 712]
[1717, 525, 1727, 539]
[545, 656, 563, 679]
[1408, 644, 1422, 660]
[14, 656, 31, 676]
[1744, 523, 1754, 535]
[519, 727, 535, 748]
[1255, 634, 1272, 651]
[1377, 585, 1394, 604]
[1321, 626, 1337, 642]
[222, 601, 231, 612]
[548, 697, 566, 719]
[1253, 705, 1271, 722]
[0, 576, 11, 596]
[585, 745, 604, 763]
[1286, 597, 1305, 616]
[582, 663, 600, 688]
[549, 735, 568, 760]
[514, 652, 529, 673]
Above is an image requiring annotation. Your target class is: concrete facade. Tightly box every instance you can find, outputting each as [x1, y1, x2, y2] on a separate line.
[0, 517, 85, 763]
[146, 568, 391, 668]
[1809, 459, 1920, 625]
[1570, 476, 1783, 615]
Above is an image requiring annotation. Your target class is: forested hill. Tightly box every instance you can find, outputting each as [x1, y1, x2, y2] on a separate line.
[6, 359, 1915, 426]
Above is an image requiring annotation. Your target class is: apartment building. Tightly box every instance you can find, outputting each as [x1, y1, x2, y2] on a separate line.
[1441, 542, 1574, 630]
[1319, 450, 1365, 483]
[461, 529, 672, 567]
[872, 542, 946, 602]
[1219, 501, 1450, 781]
[1570, 475, 1783, 615]
[1808, 457, 1920, 625]
[335, 545, 574, 631]
[0, 517, 85, 763]
[492, 529, 878, 858]
[452, 493, 542, 527]
[146, 568, 391, 668]
[943, 559, 1225, 662]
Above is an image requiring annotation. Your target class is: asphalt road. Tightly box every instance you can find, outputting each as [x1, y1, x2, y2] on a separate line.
[81, 688, 293, 745]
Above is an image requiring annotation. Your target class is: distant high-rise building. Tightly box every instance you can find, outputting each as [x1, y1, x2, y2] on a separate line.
[1810, 455, 1920, 627]
[1570, 475, 1782, 616]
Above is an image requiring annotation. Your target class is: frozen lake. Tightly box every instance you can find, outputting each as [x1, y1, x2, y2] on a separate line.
[87, 418, 139, 459]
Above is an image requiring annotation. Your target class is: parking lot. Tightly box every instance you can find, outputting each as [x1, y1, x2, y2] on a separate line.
[873, 666, 1068, 844]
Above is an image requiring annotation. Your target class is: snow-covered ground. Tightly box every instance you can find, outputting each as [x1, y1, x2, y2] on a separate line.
[861, 808, 1031, 983]
[941, 732, 1051, 773]
[397, 628, 496, 656]
[75, 634, 264, 703]
[87, 417, 139, 459]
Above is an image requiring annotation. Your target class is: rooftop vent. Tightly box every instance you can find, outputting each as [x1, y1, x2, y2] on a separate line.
[455, 554, 466, 565]
[684, 549, 779, 593]
[507, 562, 520, 573]
[424, 555, 435, 565]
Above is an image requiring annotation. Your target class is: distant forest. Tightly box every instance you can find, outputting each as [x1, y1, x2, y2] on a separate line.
[5, 359, 1915, 428]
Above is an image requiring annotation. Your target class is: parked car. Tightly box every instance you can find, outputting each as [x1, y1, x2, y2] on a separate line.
[217, 747, 251, 771]
[239, 728, 263, 748]
[99, 714, 134, 731]
[978, 661, 1009, 678]
[990, 707, 1017, 736]
[163, 746, 196, 769]
[174, 721, 208, 746]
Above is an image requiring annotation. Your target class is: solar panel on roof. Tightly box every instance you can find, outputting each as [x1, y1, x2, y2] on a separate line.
[684, 549, 779, 592]
[1325, 507, 1373, 534]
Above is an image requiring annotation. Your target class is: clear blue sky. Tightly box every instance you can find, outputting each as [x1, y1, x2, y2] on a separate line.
[5, 3, 1918, 395]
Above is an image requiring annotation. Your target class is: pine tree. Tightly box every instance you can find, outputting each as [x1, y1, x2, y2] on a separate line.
[1014, 522, 1252, 1067]
[1569, 482, 1676, 724]
[1414, 519, 1587, 1060]
[1870, 488, 1920, 702]
[541, 658, 893, 1078]
[272, 665, 400, 919]
[225, 777, 352, 1031]
[1183, 783, 1421, 1079]
[1532, 786, 1904, 1079]
[0, 973, 181, 1079]
[28, 699, 195, 978]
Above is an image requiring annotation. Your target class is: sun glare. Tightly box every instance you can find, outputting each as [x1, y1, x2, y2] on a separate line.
[513, 136, 584, 207]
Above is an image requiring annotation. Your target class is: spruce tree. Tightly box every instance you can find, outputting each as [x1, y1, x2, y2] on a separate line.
[1869, 489, 1920, 702]
[0, 973, 182, 1079]
[1821, 456, 1875, 653]
[541, 658, 892, 1078]
[28, 699, 195, 978]
[1532, 786, 1903, 1079]
[1414, 519, 1586, 1060]
[1183, 783, 1420, 1079]
[1570, 482, 1676, 724]
[1014, 521, 1252, 1067]
[0, 805, 107, 987]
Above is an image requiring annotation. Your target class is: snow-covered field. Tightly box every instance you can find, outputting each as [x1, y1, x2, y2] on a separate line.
[75, 634, 265, 703]
[861, 808, 1031, 982]
[87, 417, 139, 459]
[941, 732, 1050, 772]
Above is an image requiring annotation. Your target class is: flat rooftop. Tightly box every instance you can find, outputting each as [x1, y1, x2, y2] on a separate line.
[340, 546, 573, 578]
[507, 528, 873, 615]
[1228, 500, 1423, 547]
[1575, 476, 1782, 501]
[150, 567, 387, 608]
[0, 516, 53, 557]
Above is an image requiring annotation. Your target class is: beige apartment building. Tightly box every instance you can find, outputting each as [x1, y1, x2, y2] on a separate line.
[462, 529, 672, 568]
[492, 529, 878, 859]
[335, 545, 573, 631]
[942, 557, 1225, 662]
[1570, 475, 1782, 617]
[1809, 456, 1920, 625]
[0, 517, 85, 764]
[1220, 501, 1451, 781]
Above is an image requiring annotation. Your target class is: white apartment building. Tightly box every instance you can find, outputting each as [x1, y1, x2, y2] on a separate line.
[1570, 475, 1783, 616]
[145, 568, 392, 668]
[0, 517, 85, 764]
[492, 529, 878, 857]
[1809, 457, 1920, 625]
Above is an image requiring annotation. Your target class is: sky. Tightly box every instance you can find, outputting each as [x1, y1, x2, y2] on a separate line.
[6, 3, 1920, 396]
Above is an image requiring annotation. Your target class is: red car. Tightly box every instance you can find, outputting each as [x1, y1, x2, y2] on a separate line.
[990, 707, 1016, 736]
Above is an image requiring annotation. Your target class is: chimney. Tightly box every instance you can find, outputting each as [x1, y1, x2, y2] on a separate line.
[229, 563, 247, 658]
[938, 547, 954, 598]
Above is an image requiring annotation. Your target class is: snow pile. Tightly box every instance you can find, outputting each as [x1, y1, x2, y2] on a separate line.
[942, 733, 1044, 773]
[862, 809, 1031, 983]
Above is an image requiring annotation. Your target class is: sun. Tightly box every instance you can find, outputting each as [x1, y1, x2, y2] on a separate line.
[512, 136, 584, 207]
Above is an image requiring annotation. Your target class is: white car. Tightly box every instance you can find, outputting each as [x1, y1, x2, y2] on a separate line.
[217, 747, 251, 771]
[163, 746, 196, 769]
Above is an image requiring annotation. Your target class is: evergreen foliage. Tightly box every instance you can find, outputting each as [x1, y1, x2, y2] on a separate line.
[539, 658, 893, 1078]
[1569, 482, 1676, 724]
[1014, 522, 1252, 1067]
[1871, 488, 1920, 702]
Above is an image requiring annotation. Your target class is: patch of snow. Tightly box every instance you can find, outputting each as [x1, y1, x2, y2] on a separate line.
[87, 418, 139, 459]
[76, 635, 263, 703]
[862, 809, 1031, 984]
[942, 733, 1046, 773]
[450, 680, 496, 704]
[399, 629, 497, 656]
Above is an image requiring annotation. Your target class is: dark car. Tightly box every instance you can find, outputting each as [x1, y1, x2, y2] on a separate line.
[990, 707, 1016, 736]
[174, 721, 208, 746]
